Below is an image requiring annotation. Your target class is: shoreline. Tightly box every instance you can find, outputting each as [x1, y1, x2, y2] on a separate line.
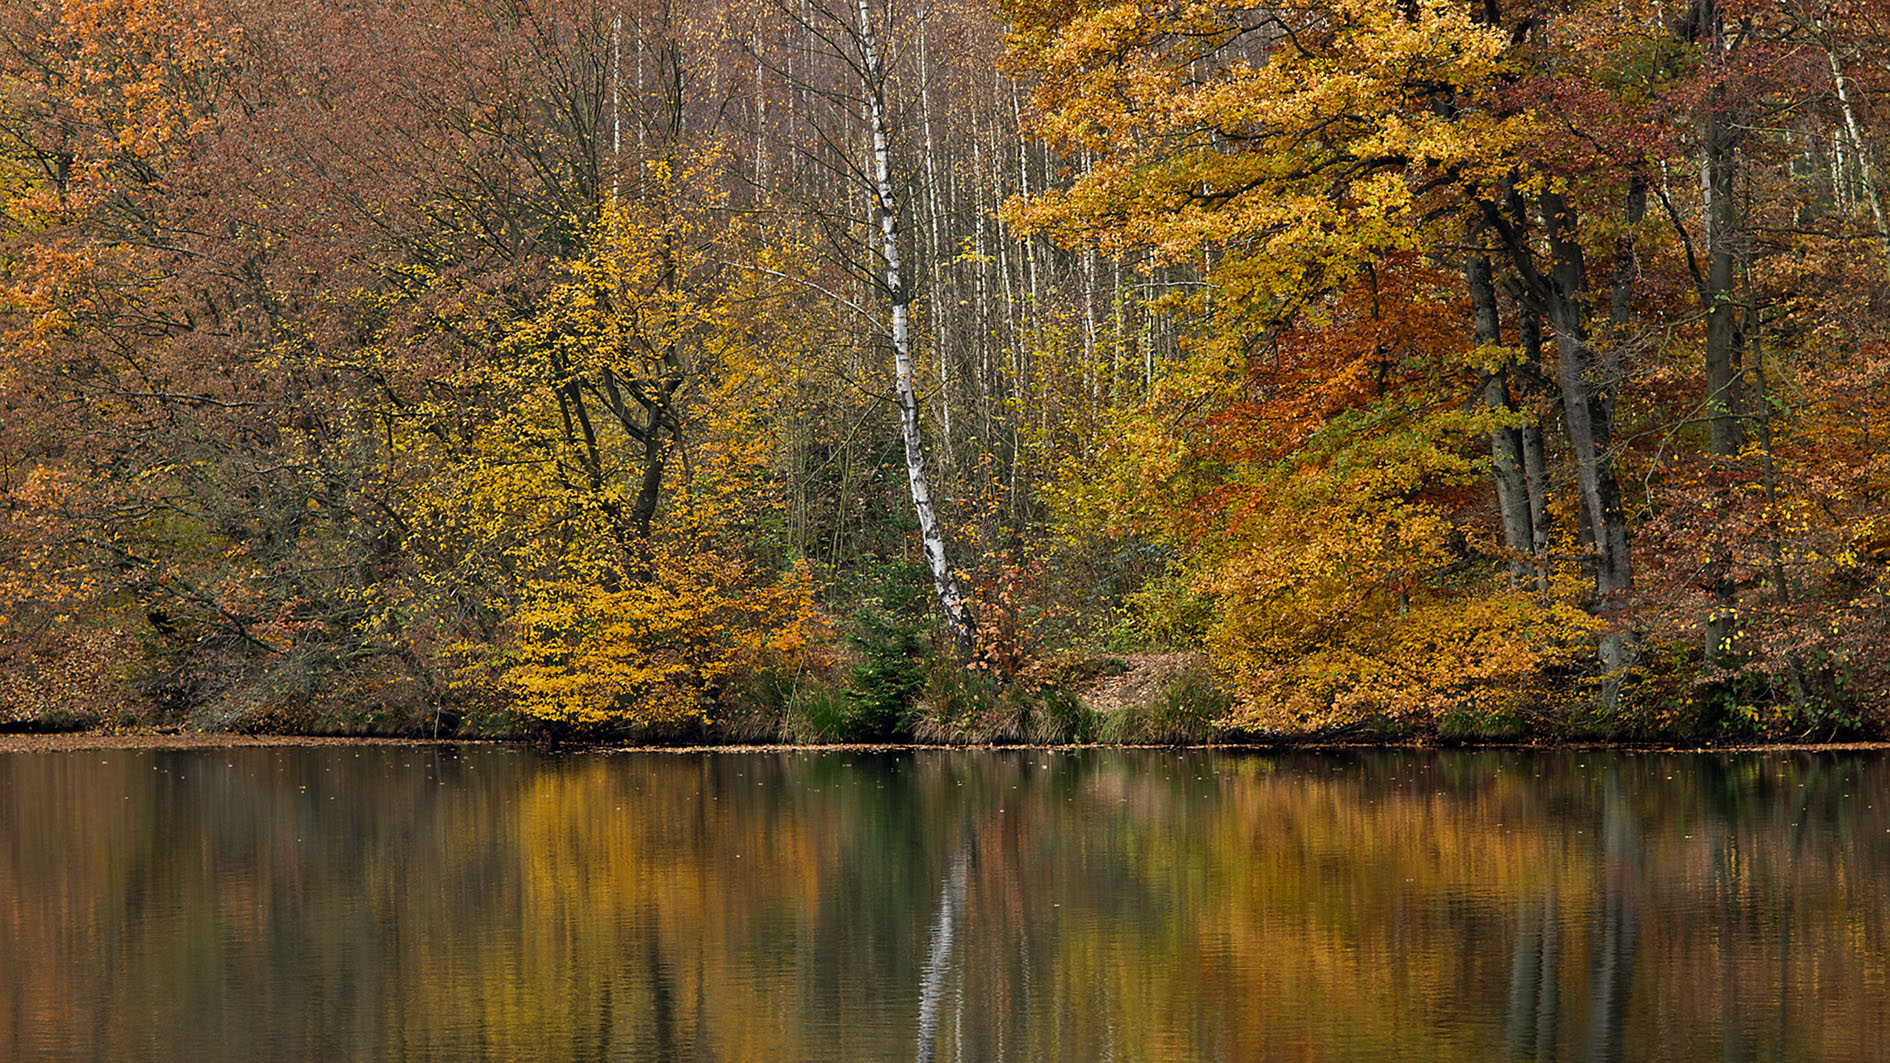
[5, 729, 1889, 755]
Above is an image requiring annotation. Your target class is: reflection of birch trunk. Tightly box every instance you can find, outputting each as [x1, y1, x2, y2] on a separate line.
[915, 848, 970, 1063]
[1504, 897, 1539, 1060]
[1537, 890, 1560, 1056]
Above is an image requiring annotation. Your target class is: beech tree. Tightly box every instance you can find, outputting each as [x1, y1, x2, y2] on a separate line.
[1004, 0, 1890, 722]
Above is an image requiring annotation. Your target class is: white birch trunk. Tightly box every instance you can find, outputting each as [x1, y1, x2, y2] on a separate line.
[1111, 255, 1125, 402]
[1142, 250, 1156, 394]
[972, 131, 993, 438]
[611, 12, 621, 200]
[1827, 41, 1890, 266]
[855, 0, 975, 651]
[1079, 149, 1101, 403]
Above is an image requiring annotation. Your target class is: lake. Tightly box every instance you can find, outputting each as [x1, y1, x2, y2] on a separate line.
[1, 746, 1885, 1061]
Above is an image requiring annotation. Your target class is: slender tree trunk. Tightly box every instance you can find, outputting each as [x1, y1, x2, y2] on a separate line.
[1702, 78, 1744, 456]
[1824, 36, 1890, 267]
[1142, 250, 1156, 394]
[993, 97, 1023, 514]
[1111, 255, 1125, 403]
[1082, 242, 1098, 405]
[1517, 307, 1554, 592]
[917, 19, 953, 475]
[1697, 8, 1744, 668]
[1603, 175, 1643, 428]
[972, 131, 995, 447]
[855, 0, 975, 652]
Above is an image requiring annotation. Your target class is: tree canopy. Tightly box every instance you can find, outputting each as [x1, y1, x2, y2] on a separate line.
[3, 0, 1888, 738]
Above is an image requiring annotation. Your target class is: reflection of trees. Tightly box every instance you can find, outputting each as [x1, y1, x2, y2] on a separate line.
[1582, 770, 1641, 1063]
[3, 749, 1890, 1061]
[1504, 770, 1644, 1063]
[1498, 755, 1884, 1063]
[1505, 889, 1560, 1062]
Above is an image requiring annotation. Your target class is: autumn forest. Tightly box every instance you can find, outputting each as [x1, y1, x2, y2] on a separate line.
[3, 0, 1889, 741]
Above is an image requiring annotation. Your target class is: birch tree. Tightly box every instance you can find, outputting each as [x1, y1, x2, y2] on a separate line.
[755, 0, 976, 650]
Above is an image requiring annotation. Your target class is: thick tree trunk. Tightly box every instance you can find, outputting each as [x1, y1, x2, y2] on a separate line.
[629, 430, 668, 538]
[1541, 189, 1634, 682]
[856, 0, 975, 653]
[1470, 253, 1534, 586]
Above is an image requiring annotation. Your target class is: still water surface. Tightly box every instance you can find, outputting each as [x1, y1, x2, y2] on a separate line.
[2, 746, 1887, 1061]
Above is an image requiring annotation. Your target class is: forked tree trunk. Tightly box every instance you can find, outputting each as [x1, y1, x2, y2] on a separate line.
[1540, 189, 1635, 687]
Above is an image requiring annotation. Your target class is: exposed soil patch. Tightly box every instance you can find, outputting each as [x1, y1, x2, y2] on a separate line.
[1075, 652, 1206, 715]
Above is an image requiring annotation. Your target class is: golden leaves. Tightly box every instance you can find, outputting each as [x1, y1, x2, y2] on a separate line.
[378, 167, 831, 733]
[1005, 0, 1526, 319]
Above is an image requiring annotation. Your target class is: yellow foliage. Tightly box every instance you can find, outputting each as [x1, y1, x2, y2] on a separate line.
[377, 157, 833, 732]
[1044, 263, 1601, 727]
[500, 550, 826, 730]
[1007, 0, 1527, 315]
[1009, 0, 1612, 728]
[1194, 404, 1600, 727]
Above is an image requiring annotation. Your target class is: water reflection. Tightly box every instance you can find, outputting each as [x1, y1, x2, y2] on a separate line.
[1, 747, 1886, 1061]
